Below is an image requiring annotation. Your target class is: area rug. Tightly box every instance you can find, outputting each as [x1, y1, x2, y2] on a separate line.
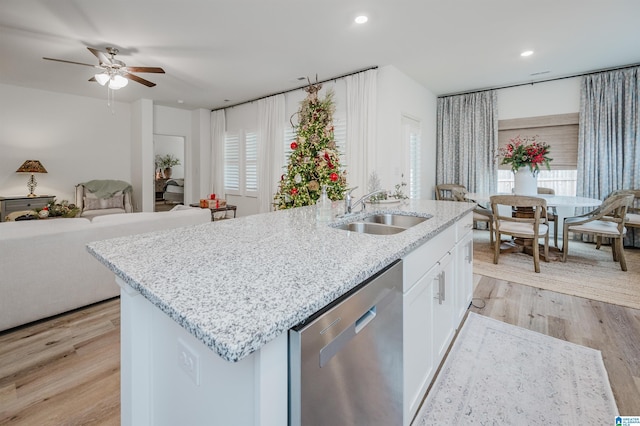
[413, 312, 619, 425]
[472, 230, 640, 310]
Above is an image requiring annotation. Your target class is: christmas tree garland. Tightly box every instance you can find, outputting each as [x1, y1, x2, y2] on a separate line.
[274, 82, 347, 209]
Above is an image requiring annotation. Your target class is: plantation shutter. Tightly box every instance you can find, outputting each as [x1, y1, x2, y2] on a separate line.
[224, 132, 240, 193]
[245, 131, 258, 194]
[403, 116, 422, 199]
[498, 113, 578, 170]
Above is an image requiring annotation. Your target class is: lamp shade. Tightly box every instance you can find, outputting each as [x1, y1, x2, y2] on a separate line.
[94, 73, 110, 86]
[16, 160, 47, 174]
[109, 74, 129, 90]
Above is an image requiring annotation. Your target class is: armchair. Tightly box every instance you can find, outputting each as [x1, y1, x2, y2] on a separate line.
[561, 193, 634, 271]
[490, 195, 549, 273]
[75, 180, 133, 219]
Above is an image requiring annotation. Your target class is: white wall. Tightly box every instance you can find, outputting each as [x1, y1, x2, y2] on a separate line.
[497, 77, 580, 119]
[0, 83, 131, 204]
[376, 66, 438, 199]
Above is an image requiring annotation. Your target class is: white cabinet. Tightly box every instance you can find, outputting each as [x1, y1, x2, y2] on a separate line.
[403, 261, 436, 420]
[454, 212, 474, 324]
[402, 213, 473, 424]
[431, 249, 456, 363]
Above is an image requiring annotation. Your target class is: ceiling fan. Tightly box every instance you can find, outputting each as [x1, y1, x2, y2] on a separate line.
[43, 47, 165, 89]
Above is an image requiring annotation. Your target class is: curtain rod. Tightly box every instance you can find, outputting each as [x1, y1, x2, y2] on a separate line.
[438, 62, 640, 98]
[211, 66, 378, 111]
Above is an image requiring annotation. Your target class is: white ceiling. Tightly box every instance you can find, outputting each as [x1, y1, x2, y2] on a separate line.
[1, 0, 639, 111]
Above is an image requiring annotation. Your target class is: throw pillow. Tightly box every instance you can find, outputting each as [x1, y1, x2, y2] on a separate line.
[99, 194, 124, 209]
[83, 197, 102, 210]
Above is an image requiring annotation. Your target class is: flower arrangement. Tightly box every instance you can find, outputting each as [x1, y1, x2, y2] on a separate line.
[155, 154, 181, 169]
[499, 135, 552, 176]
[36, 199, 80, 218]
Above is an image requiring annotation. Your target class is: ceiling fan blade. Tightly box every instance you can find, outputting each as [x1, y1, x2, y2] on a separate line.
[125, 66, 165, 74]
[123, 72, 156, 87]
[43, 57, 100, 68]
[87, 47, 111, 65]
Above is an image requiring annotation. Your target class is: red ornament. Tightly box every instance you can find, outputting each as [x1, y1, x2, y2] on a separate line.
[330, 173, 338, 182]
[290, 141, 298, 150]
[290, 188, 298, 195]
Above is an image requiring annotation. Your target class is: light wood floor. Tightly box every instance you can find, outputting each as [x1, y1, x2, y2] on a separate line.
[0, 298, 120, 425]
[1, 277, 638, 424]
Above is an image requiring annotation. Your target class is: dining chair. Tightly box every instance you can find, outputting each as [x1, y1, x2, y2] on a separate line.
[537, 187, 559, 248]
[451, 188, 494, 246]
[490, 195, 549, 273]
[435, 184, 466, 201]
[625, 189, 640, 235]
[561, 192, 634, 271]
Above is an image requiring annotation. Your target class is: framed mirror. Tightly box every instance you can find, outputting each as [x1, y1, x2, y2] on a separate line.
[154, 134, 185, 211]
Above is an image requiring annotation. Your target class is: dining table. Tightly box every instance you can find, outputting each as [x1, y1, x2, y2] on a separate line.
[464, 192, 602, 243]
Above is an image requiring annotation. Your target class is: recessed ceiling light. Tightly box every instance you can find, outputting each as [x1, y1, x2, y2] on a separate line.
[177, 99, 184, 104]
[355, 15, 368, 24]
[521, 50, 534, 57]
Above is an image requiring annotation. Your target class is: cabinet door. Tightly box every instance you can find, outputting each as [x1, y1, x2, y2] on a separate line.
[432, 250, 455, 364]
[454, 230, 474, 324]
[403, 263, 438, 423]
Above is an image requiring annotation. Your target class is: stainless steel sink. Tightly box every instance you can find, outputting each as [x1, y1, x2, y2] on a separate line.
[363, 213, 428, 228]
[332, 213, 429, 235]
[333, 222, 405, 235]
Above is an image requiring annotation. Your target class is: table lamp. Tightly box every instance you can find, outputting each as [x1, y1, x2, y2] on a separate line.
[16, 160, 48, 197]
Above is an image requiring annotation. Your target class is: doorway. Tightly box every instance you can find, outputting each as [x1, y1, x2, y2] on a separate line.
[154, 134, 185, 212]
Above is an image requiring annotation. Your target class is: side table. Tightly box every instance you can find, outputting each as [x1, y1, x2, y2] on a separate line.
[189, 203, 237, 221]
[0, 195, 55, 222]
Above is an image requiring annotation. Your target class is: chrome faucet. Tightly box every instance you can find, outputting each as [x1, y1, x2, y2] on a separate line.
[344, 187, 387, 214]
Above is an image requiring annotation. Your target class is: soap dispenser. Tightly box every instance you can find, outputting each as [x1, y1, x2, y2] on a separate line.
[316, 185, 332, 224]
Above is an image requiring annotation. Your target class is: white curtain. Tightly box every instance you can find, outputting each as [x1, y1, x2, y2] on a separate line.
[258, 94, 285, 213]
[346, 69, 377, 193]
[210, 109, 226, 197]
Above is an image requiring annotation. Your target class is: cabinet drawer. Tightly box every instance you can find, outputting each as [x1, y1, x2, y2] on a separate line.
[403, 225, 455, 292]
[4, 198, 50, 209]
[455, 212, 474, 242]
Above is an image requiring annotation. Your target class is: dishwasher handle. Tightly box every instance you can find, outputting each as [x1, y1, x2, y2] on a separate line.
[320, 304, 378, 368]
[355, 306, 377, 334]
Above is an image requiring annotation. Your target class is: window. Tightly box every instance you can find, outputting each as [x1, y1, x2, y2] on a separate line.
[402, 116, 421, 199]
[224, 132, 240, 193]
[224, 130, 258, 196]
[498, 113, 578, 196]
[245, 132, 258, 194]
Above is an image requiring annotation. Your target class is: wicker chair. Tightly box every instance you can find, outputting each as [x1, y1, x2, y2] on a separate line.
[490, 195, 549, 273]
[562, 192, 634, 271]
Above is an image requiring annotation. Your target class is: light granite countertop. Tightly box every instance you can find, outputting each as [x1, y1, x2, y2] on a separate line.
[87, 199, 474, 362]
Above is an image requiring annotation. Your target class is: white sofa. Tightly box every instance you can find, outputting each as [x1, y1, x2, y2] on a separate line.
[0, 206, 211, 332]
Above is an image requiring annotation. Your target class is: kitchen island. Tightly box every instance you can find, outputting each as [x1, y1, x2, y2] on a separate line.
[87, 199, 475, 426]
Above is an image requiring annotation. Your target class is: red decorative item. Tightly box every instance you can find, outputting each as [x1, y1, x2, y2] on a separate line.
[330, 173, 338, 182]
[290, 141, 298, 150]
[291, 188, 298, 195]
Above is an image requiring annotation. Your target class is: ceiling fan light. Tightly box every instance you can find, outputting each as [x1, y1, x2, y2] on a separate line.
[109, 74, 128, 90]
[94, 73, 110, 86]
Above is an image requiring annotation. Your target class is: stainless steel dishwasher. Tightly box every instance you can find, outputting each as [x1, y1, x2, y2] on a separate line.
[289, 260, 403, 426]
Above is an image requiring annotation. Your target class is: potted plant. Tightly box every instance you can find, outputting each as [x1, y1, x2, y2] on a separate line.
[156, 154, 181, 179]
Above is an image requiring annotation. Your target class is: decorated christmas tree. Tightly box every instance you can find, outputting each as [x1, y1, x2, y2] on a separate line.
[274, 81, 347, 209]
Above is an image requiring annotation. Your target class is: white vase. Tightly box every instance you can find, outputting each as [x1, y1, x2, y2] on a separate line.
[513, 169, 538, 195]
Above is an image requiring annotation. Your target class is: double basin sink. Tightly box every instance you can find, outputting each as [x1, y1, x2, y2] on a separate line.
[332, 213, 430, 235]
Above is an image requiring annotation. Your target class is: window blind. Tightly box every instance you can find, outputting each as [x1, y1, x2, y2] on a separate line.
[498, 113, 578, 170]
[224, 132, 240, 192]
[245, 131, 258, 193]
